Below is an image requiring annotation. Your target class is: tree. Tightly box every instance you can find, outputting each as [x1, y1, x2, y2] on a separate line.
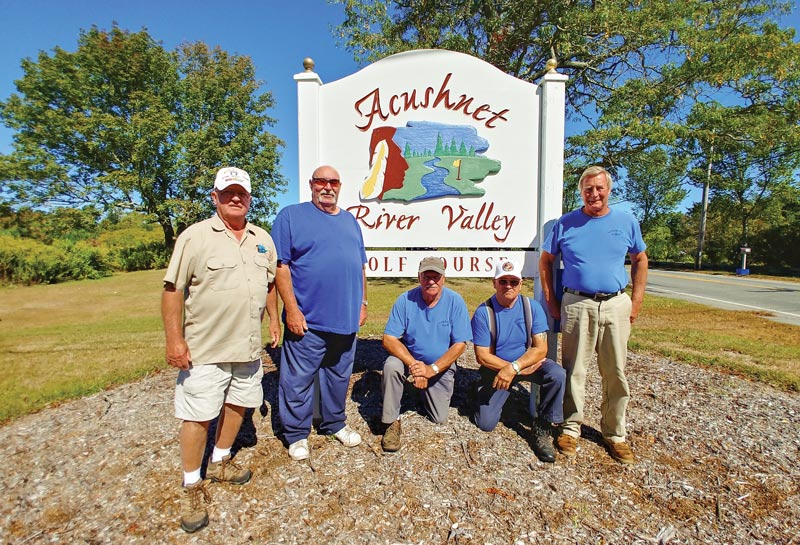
[0, 25, 285, 247]
[618, 148, 688, 234]
[337, 0, 795, 126]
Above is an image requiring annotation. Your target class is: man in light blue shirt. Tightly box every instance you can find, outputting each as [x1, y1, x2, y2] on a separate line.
[539, 165, 648, 464]
[380, 256, 472, 452]
[471, 260, 565, 463]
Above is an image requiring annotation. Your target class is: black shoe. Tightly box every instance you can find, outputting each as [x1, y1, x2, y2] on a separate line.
[532, 419, 556, 463]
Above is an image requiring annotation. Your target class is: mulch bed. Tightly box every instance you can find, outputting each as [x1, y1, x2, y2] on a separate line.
[1, 337, 798, 544]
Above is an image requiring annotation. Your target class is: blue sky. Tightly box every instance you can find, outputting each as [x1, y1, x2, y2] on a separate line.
[0, 0, 361, 211]
[1, 0, 798, 214]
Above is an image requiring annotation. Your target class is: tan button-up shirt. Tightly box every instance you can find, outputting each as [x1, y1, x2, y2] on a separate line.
[163, 215, 277, 365]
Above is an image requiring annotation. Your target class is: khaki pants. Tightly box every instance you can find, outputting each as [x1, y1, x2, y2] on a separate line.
[559, 292, 632, 442]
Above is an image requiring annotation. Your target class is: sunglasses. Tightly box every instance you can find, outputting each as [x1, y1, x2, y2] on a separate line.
[311, 177, 341, 188]
[497, 278, 520, 287]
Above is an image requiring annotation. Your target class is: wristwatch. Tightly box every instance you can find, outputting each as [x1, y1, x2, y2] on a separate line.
[510, 360, 521, 375]
[361, 300, 368, 306]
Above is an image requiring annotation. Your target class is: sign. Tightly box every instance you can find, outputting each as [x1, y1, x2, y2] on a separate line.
[295, 50, 567, 276]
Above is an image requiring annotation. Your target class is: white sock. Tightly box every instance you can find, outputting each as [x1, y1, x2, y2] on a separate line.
[211, 446, 231, 463]
[183, 468, 202, 487]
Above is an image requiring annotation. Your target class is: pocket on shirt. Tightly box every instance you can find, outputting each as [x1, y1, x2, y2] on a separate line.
[206, 257, 239, 291]
[252, 254, 271, 286]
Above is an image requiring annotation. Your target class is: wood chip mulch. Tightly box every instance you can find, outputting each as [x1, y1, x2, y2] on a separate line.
[1, 337, 798, 544]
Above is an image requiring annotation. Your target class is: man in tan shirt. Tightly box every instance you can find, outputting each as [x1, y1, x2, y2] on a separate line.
[162, 167, 279, 532]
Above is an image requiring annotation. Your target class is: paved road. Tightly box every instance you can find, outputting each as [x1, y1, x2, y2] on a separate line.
[646, 269, 800, 327]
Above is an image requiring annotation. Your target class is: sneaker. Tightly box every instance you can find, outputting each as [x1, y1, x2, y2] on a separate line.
[288, 439, 309, 461]
[333, 425, 362, 447]
[556, 434, 577, 457]
[531, 420, 556, 463]
[605, 439, 635, 464]
[381, 420, 402, 452]
[206, 454, 251, 485]
[180, 480, 210, 533]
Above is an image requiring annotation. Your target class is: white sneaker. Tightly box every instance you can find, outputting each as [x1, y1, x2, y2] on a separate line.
[288, 439, 309, 461]
[333, 425, 362, 447]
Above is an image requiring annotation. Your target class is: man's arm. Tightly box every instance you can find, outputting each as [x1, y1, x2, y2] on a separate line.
[359, 265, 368, 327]
[383, 334, 417, 367]
[275, 263, 306, 336]
[629, 250, 648, 324]
[475, 332, 548, 391]
[266, 282, 280, 348]
[161, 283, 191, 370]
[538, 250, 560, 320]
[383, 333, 429, 388]
[429, 342, 466, 376]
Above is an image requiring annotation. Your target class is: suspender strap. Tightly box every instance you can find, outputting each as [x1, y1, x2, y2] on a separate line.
[484, 298, 496, 353]
[485, 295, 533, 353]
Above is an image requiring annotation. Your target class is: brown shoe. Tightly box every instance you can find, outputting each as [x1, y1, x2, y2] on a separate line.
[382, 420, 402, 452]
[206, 455, 252, 485]
[605, 439, 635, 464]
[180, 480, 210, 533]
[556, 434, 577, 457]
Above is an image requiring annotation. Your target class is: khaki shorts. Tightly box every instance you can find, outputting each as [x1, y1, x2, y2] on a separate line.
[175, 359, 264, 422]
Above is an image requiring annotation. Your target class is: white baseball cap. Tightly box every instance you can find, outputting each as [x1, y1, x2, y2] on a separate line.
[494, 260, 522, 280]
[214, 167, 251, 193]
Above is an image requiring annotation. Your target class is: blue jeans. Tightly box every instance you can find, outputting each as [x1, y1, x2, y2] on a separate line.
[474, 358, 565, 432]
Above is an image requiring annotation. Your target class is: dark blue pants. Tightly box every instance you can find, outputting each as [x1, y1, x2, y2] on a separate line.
[474, 358, 565, 432]
[278, 328, 357, 445]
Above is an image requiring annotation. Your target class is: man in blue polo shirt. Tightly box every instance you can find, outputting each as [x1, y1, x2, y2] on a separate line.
[471, 260, 565, 463]
[380, 256, 472, 452]
[539, 165, 648, 464]
[272, 164, 368, 462]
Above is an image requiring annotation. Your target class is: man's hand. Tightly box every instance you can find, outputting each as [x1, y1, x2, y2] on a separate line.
[518, 359, 544, 376]
[493, 364, 516, 391]
[285, 307, 308, 336]
[359, 304, 367, 327]
[166, 338, 191, 370]
[269, 321, 281, 348]
[413, 375, 429, 389]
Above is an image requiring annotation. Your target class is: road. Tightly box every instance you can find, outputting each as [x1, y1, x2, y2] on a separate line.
[645, 269, 800, 327]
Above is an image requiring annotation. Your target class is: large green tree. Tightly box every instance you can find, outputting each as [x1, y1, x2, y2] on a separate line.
[337, 0, 799, 269]
[0, 26, 285, 247]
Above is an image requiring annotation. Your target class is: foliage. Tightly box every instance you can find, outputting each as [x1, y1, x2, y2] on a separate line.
[0, 234, 112, 284]
[336, 0, 800, 270]
[0, 25, 285, 248]
[618, 148, 689, 234]
[0, 207, 171, 282]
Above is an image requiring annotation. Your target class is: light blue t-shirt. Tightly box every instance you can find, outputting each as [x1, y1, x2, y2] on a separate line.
[384, 286, 472, 364]
[471, 295, 548, 363]
[542, 208, 646, 293]
[272, 202, 367, 334]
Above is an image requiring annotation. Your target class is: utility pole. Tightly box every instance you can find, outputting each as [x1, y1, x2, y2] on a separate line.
[695, 138, 713, 270]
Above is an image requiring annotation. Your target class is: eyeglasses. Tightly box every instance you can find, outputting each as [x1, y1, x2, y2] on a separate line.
[497, 278, 520, 287]
[420, 273, 443, 284]
[311, 177, 341, 188]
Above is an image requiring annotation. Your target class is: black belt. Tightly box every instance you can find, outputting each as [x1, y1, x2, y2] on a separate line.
[564, 287, 623, 301]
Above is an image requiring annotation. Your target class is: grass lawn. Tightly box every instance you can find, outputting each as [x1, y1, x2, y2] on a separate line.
[0, 270, 797, 422]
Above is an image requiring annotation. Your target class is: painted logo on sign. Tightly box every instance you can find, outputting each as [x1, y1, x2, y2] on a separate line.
[360, 121, 501, 202]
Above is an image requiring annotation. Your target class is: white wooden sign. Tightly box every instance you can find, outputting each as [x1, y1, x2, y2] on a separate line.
[295, 49, 566, 277]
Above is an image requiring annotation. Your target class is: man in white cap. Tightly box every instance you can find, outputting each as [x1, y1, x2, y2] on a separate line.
[162, 166, 279, 532]
[470, 260, 565, 463]
[379, 256, 472, 452]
